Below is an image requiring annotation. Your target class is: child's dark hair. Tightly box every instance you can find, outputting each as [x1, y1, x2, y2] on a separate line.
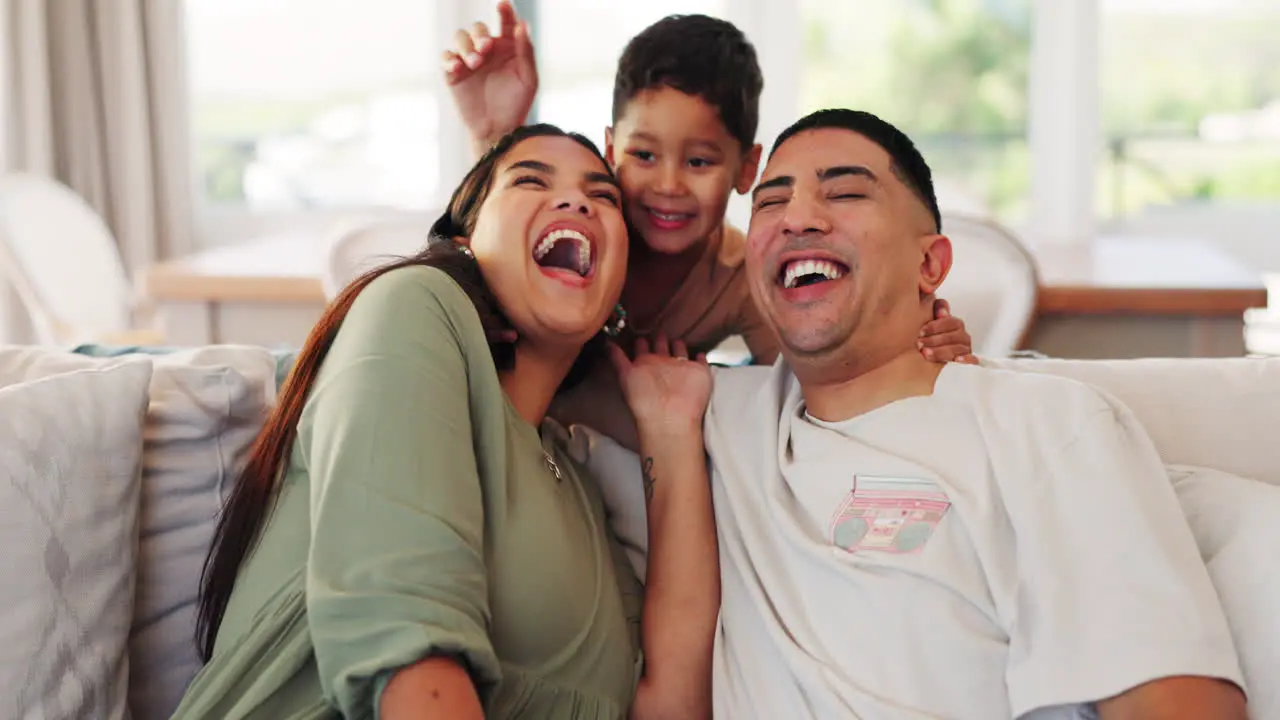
[611, 14, 763, 150]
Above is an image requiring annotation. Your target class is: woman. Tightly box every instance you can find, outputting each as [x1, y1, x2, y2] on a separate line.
[174, 124, 718, 719]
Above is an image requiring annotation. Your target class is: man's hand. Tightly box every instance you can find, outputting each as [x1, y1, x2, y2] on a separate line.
[441, 1, 538, 157]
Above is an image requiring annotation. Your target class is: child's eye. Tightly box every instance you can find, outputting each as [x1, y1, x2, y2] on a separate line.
[627, 150, 655, 163]
[514, 175, 547, 188]
[688, 157, 715, 169]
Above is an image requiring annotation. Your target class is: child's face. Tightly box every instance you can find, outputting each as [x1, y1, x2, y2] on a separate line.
[606, 87, 761, 256]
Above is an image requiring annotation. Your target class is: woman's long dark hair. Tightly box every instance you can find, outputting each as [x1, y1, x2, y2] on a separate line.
[195, 124, 614, 660]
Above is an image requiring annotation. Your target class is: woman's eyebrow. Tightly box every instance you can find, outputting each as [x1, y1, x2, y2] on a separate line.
[506, 159, 553, 174]
[584, 171, 620, 189]
[505, 160, 618, 188]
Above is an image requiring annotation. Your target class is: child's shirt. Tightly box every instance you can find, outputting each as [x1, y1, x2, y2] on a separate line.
[550, 225, 778, 451]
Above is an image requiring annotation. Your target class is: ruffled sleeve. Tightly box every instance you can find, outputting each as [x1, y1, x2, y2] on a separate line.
[298, 266, 503, 716]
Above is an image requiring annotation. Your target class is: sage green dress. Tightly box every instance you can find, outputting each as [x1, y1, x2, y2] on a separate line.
[171, 266, 643, 719]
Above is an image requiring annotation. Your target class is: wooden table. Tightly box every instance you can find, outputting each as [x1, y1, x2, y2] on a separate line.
[142, 234, 328, 348]
[142, 233, 1269, 356]
[1034, 236, 1267, 316]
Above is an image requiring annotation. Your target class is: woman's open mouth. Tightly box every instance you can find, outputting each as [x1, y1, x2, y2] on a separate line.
[533, 225, 594, 283]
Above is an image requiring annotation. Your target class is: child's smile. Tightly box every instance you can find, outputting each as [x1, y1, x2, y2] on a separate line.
[643, 206, 697, 232]
[607, 87, 754, 256]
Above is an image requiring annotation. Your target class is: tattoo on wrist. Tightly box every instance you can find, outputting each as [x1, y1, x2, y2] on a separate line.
[642, 456, 656, 501]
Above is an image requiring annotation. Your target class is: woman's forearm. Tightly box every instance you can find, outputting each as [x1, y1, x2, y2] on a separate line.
[632, 420, 719, 719]
[381, 656, 485, 720]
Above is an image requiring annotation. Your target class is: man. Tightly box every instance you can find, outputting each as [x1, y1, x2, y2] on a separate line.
[704, 109, 1248, 719]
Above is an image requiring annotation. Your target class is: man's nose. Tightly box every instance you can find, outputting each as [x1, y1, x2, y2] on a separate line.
[781, 192, 832, 236]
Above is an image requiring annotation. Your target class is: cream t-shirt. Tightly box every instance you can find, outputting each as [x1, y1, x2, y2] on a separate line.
[705, 361, 1243, 719]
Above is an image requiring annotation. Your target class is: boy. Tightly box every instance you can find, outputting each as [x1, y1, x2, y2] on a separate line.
[442, 3, 972, 447]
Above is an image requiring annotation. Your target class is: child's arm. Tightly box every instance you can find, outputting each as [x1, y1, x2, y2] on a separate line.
[441, 1, 539, 159]
[611, 338, 718, 720]
[919, 298, 977, 363]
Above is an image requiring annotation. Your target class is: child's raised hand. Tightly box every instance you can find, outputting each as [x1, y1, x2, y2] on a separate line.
[609, 335, 712, 432]
[441, 1, 538, 153]
[918, 298, 978, 365]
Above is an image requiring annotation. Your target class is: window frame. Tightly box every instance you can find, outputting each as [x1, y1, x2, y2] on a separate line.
[521, 0, 1093, 247]
[186, 0, 485, 246]
[192, 0, 1271, 253]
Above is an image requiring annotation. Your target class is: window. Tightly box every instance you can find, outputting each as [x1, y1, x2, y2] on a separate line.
[533, 0, 729, 143]
[798, 0, 1033, 225]
[186, 0, 442, 213]
[1099, 0, 1280, 229]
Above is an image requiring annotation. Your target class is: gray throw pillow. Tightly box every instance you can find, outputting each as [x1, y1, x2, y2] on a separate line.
[0, 360, 153, 720]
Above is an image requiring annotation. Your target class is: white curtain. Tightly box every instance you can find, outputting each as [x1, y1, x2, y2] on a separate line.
[0, 0, 195, 342]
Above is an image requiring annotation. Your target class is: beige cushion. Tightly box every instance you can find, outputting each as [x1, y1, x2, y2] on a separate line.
[0, 360, 153, 719]
[984, 357, 1280, 486]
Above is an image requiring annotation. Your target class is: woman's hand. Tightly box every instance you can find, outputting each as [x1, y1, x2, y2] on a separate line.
[918, 298, 978, 365]
[610, 335, 712, 432]
[441, 1, 539, 157]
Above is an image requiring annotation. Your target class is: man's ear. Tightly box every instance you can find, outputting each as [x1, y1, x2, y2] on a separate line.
[735, 143, 763, 195]
[918, 234, 953, 296]
[604, 127, 617, 170]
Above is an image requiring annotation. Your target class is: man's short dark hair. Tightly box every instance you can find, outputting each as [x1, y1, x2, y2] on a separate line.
[611, 14, 763, 151]
[771, 109, 942, 233]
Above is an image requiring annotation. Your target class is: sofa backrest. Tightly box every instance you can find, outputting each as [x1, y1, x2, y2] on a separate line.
[985, 357, 1280, 487]
[0, 344, 282, 720]
[2, 345, 1276, 720]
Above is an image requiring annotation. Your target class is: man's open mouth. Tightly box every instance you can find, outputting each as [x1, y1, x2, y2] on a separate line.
[778, 258, 848, 289]
[533, 227, 593, 278]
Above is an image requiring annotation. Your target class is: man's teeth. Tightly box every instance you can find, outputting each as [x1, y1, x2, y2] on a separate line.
[783, 259, 844, 289]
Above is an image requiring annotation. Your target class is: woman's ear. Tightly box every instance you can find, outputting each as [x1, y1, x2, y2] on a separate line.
[917, 234, 953, 296]
[735, 143, 763, 195]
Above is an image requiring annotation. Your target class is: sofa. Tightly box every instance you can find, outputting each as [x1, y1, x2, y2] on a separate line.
[0, 343, 1277, 720]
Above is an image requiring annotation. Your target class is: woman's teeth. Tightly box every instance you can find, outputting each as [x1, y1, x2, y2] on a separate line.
[533, 228, 592, 275]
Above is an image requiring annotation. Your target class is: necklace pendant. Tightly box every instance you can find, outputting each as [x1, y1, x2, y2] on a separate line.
[543, 452, 563, 481]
